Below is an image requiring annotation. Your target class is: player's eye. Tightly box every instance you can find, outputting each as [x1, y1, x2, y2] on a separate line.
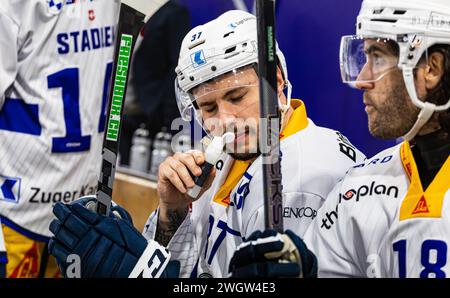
[229, 91, 248, 104]
[204, 105, 217, 114]
[229, 96, 244, 104]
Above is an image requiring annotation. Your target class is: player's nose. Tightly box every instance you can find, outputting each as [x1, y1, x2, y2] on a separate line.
[354, 81, 375, 90]
[355, 64, 375, 90]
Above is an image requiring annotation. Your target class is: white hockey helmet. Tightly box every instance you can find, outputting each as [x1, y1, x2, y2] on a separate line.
[175, 10, 292, 123]
[340, 0, 450, 140]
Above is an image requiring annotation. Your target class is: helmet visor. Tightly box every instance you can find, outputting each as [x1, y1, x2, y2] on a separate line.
[340, 35, 400, 86]
[175, 65, 259, 122]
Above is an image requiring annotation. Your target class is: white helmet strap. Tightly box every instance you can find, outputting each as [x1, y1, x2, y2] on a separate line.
[402, 102, 435, 141]
[279, 79, 292, 127]
[401, 66, 448, 141]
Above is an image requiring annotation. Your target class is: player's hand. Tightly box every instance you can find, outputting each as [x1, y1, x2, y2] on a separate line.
[48, 197, 173, 278]
[229, 230, 317, 278]
[72, 195, 134, 223]
[157, 150, 216, 209]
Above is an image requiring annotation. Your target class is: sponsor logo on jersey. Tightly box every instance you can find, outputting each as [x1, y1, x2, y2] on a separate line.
[0, 175, 21, 204]
[321, 181, 399, 230]
[283, 206, 317, 220]
[29, 184, 96, 204]
[106, 34, 133, 141]
[336, 132, 357, 162]
[411, 195, 430, 215]
[320, 204, 338, 230]
[339, 181, 399, 203]
[353, 155, 393, 169]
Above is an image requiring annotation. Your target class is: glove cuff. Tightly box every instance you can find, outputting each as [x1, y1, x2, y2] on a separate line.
[128, 240, 171, 278]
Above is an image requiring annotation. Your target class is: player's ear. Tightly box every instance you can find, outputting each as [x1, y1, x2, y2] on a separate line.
[276, 66, 285, 97]
[424, 51, 445, 91]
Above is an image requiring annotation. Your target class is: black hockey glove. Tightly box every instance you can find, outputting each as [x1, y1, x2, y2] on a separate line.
[229, 229, 317, 278]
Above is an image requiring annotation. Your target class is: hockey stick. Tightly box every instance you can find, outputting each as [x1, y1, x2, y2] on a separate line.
[95, 0, 154, 215]
[256, 0, 284, 232]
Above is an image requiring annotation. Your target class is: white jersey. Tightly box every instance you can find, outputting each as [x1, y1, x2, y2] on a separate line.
[304, 142, 450, 278]
[0, 0, 120, 237]
[144, 100, 366, 277]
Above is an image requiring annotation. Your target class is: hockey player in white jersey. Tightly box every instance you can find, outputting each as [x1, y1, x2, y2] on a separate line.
[230, 0, 450, 278]
[144, 9, 367, 278]
[0, 0, 119, 277]
[46, 9, 365, 278]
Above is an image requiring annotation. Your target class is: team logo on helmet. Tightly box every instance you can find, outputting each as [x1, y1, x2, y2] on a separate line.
[191, 50, 207, 68]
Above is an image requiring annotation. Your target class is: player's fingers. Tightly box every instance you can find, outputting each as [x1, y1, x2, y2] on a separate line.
[49, 219, 62, 237]
[53, 202, 72, 222]
[173, 152, 202, 177]
[186, 150, 205, 165]
[73, 228, 102, 260]
[229, 236, 284, 270]
[59, 212, 90, 238]
[247, 229, 277, 241]
[159, 164, 188, 194]
[49, 220, 80, 249]
[166, 156, 195, 190]
[71, 203, 100, 225]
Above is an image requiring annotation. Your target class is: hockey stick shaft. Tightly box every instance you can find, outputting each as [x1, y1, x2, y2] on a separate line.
[95, 3, 145, 216]
[256, 0, 284, 232]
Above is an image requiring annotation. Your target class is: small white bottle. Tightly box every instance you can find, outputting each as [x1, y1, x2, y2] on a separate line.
[129, 126, 151, 173]
[149, 128, 173, 178]
[187, 133, 234, 199]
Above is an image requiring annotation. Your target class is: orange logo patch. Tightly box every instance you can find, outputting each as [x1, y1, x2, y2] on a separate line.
[412, 195, 430, 215]
[10, 243, 39, 278]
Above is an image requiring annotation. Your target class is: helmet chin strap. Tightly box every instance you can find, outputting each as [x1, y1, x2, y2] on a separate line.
[279, 80, 292, 127]
[402, 67, 439, 141]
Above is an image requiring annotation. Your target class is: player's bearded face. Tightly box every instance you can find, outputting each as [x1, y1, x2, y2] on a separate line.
[193, 66, 262, 161]
[357, 40, 420, 139]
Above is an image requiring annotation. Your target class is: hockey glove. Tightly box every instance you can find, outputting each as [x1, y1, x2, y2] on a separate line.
[229, 229, 317, 278]
[48, 196, 173, 278]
